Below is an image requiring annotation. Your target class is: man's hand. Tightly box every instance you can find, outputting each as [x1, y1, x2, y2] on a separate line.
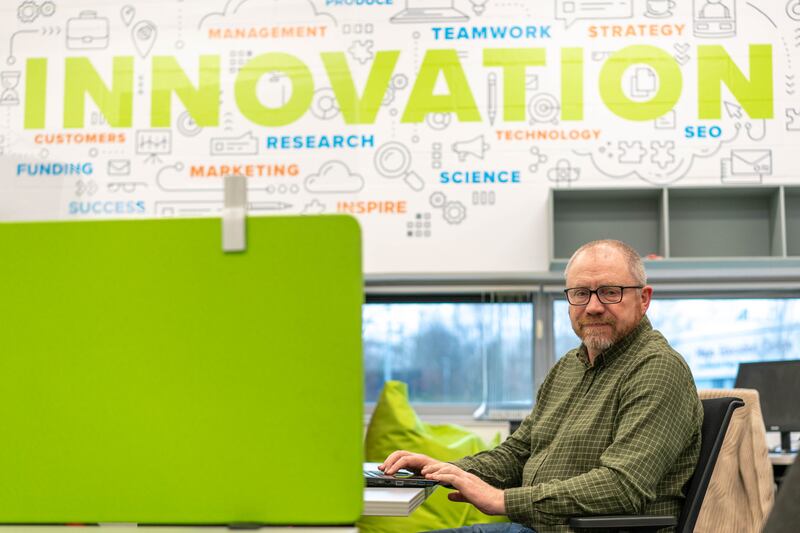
[379, 450, 441, 475]
[421, 463, 506, 516]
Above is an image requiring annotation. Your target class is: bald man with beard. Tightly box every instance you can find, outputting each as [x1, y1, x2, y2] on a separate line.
[381, 240, 703, 533]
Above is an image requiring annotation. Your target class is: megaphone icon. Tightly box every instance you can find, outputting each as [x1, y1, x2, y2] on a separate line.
[452, 135, 490, 161]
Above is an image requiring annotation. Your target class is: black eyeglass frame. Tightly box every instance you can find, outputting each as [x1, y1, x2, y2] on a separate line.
[563, 285, 644, 306]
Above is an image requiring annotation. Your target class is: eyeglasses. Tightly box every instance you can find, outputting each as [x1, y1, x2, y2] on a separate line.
[564, 286, 643, 306]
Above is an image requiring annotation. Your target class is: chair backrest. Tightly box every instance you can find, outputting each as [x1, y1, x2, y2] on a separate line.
[677, 397, 744, 532]
[762, 455, 800, 533]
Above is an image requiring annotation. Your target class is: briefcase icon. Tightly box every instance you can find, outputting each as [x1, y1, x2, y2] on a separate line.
[731, 149, 772, 176]
[67, 11, 109, 50]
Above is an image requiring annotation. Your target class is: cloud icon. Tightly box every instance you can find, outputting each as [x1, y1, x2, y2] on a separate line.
[305, 161, 364, 193]
[301, 199, 326, 215]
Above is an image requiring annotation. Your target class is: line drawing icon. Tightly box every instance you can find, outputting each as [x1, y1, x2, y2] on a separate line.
[789, 0, 800, 21]
[528, 93, 560, 124]
[177, 111, 202, 137]
[132, 20, 158, 58]
[787, 108, 800, 131]
[425, 112, 452, 130]
[107, 159, 131, 176]
[311, 88, 341, 120]
[120, 5, 135, 26]
[645, 0, 675, 18]
[555, 0, 633, 28]
[0, 71, 21, 106]
[693, 0, 736, 38]
[18, 1, 55, 23]
[66, 11, 110, 50]
[452, 135, 490, 161]
[469, 0, 489, 16]
[108, 181, 147, 193]
[390, 0, 469, 24]
[429, 191, 466, 224]
[7, 29, 38, 65]
[547, 159, 581, 188]
[210, 132, 258, 156]
[305, 161, 365, 193]
[136, 130, 172, 163]
[302, 199, 326, 215]
[487, 72, 498, 126]
[528, 147, 548, 173]
[374, 142, 424, 191]
[720, 149, 772, 183]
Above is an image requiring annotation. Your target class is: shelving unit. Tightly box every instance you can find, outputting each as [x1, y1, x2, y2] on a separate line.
[786, 187, 800, 257]
[551, 189, 666, 260]
[551, 186, 800, 263]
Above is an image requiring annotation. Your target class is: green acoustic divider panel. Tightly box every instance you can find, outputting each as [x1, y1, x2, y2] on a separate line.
[0, 215, 363, 525]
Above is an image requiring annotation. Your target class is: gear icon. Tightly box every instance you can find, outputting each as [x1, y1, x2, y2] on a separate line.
[18, 1, 39, 23]
[347, 40, 374, 65]
[429, 191, 446, 208]
[443, 201, 466, 224]
[40, 1, 55, 16]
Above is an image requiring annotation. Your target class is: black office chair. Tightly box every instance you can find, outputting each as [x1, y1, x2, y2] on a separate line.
[762, 454, 799, 533]
[569, 396, 744, 533]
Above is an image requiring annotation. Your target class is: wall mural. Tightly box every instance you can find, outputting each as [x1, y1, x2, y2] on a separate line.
[0, 0, 798, 273]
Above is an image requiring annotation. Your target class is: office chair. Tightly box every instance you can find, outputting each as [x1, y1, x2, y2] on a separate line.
[569, 396, 745, 532]
[762, 455, 799, 533]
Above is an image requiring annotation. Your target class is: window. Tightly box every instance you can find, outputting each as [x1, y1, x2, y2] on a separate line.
[363, 294, 534, 412]
[553, 298, 800, 388]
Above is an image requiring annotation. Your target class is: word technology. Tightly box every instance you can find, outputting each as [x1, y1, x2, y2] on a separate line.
[23, 44, 773, 129]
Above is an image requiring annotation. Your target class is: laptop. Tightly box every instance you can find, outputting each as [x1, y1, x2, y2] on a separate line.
[364, 463, 440, 488]
[390, 0, 469, 23]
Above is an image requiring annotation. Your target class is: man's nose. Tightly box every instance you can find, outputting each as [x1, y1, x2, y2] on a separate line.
[585, 292, 606, 313]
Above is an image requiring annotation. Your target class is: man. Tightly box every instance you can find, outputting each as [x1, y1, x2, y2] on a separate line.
[380, 240, 703, 532]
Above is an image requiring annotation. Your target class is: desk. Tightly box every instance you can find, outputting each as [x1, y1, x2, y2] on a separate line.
[769, 452, 797, 488]
[769, 452, 797, 466]
[0, 524, 358, 533]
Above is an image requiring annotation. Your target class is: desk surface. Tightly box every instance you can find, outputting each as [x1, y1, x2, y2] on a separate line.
[769, 452, 797, 466]
[0, 524, 358, 533]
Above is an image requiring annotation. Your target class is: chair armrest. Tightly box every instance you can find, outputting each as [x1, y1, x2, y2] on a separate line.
[569, 514, 677, 529]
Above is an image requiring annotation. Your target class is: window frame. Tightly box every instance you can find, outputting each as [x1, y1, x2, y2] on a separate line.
[365, 269, 800, 418]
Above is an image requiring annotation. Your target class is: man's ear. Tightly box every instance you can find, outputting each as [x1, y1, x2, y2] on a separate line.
[640, 285, 653, 313]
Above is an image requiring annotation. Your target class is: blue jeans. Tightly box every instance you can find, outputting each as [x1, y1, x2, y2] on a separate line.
[426, 523, 537, 533]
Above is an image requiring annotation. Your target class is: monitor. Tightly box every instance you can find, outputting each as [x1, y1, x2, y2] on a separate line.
[735, 360, 800, 453]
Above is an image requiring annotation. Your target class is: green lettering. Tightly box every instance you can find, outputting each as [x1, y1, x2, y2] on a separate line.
[483, 48, 545, 122]
[561, 48, 583, 121]
[599, 45, 682, 121]
[698, 44, 773, 119]
[24, 58, 47, 129]
[401, 49, 480, 123]
[321, 51, 399, 124]
[151, 55, 220, 127]
[235, 53, 313, 127]
[64, 57, 133, 128]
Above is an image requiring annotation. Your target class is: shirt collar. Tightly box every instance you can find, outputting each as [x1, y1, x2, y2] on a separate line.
[576, 315, 652, 369]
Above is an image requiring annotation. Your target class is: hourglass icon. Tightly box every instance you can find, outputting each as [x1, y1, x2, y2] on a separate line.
[0, 71, 21, 106]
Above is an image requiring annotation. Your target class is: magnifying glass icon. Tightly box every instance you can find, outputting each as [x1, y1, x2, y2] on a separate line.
[374, 142, 425, 191]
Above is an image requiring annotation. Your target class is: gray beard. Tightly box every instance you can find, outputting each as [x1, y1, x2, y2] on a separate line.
[582, 332, 616, 353]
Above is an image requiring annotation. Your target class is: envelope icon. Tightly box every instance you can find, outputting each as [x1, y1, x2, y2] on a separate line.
[108, 159, 131, 176]
[731, 149, 772, 176]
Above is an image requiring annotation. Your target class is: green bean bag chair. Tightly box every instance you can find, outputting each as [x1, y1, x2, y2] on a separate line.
[358, 381, 509, 532]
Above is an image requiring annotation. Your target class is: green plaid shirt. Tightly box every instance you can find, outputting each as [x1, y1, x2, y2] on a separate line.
[454, 316, 702, 532]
